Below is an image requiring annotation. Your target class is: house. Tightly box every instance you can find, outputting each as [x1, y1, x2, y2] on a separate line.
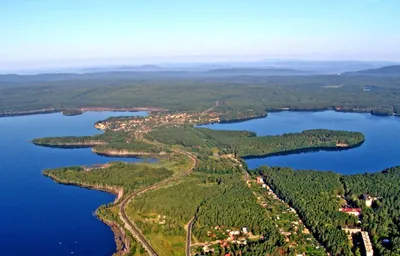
[363, 194, 374, 207]
[229, 230, 240, 236]
[256, 176, 265, 184]
[202, 245, 214, 253]
[339, 208, 361, 216]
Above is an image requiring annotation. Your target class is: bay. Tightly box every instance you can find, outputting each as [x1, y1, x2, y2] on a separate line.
[0, 111, 148, 256]
[202, 111, 400, 174]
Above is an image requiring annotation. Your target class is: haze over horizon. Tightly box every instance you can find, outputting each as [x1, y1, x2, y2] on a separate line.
[1, 0, 400, 72]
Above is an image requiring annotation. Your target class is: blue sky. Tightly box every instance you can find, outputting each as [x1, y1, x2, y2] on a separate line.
[1, 0, 399, 70]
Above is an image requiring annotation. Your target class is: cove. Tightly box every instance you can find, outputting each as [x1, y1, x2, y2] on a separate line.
[0, 111, 149, 256]
[201, 110, 400, 174]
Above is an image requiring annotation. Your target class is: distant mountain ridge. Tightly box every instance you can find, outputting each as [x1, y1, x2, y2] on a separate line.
[208, 67, 313, 75]
[82, 64, 163, 72]
[344, 65, 400, 76]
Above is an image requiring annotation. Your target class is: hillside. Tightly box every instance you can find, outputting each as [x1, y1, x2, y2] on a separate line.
[345, 65, 400, 76]
[208, 67, 312, 75]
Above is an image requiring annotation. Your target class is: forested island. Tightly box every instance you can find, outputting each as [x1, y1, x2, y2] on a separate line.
[32, 107, 400, 256]
[61, 109, 83, 116]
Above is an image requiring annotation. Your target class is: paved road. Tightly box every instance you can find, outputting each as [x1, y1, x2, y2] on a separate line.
[186, 217, 195, 256]
[119, 148, 198, 256]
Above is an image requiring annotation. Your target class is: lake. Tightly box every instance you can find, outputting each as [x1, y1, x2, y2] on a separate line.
[202, 111, 400, 174]
[0, 111, 148, 256]
[2, 110, 400, 256]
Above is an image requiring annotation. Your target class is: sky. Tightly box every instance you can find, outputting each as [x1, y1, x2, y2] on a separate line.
[1, 0, 399, 71]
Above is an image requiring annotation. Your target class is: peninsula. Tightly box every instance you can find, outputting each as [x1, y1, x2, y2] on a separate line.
[33, 106, 381, 256]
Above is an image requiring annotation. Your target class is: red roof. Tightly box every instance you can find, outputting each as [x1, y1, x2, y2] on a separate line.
[340, 208, 361, 213]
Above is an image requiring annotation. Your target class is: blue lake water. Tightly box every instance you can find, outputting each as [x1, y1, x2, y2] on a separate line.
[0, 111, 148, 256]
[202, 111, 400, 174]
[3, 110, 400, 256]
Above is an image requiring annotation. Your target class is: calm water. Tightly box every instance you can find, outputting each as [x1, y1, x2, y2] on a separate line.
[0, 111, 148, 256]
[202, 111, 400, 174]
[3, 110, 400, 256]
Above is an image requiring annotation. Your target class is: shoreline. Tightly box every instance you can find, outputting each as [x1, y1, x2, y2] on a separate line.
[1, 105, 398, 119]
[43, 172, 129, 255]
[0, 106, 166, 118]
[242, 141, 364, 160]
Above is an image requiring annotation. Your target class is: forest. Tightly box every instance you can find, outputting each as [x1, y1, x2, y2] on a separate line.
[32, 131, 130, 146]
[2, 72, 400, 118]
[343, 167, 400, 256]
[43, 162, 173, 192]
[193, 174, 287, 255]
[129, 172, 291, 256]
[258, 165, 400, 256]
[33, 132, 167, 154]
[258, 166, 355, 256]
[147, 126, 365, 157]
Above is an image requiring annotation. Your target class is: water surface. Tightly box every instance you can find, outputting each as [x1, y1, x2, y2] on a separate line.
[3, 110, 399, 255]
[0, 111, 147, 256]
[202, 111, 400, 174]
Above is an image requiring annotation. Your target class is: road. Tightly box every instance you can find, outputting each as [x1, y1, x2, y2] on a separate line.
[201, 100, 219, 115]
[185, 217, 195, 256]
[119, 148, 198, 256]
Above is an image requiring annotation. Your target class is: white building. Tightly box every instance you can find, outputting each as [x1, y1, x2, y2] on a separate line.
[361, 231, 374, 256]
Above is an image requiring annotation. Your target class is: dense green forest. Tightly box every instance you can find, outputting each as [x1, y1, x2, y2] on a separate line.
[258, 165, 400, 256]
[43, 162, 173, 191]
[194, 156, 242, 174]
[2, 72, 400, 117]
[33, 132, 168, 154]
[258, 166, 355, 256]
[33, 131, 130, 146]
[61, 109, 83, 116]
[147, 126, 364, 157]
[343, 167, 400, 256]
[193, 175, 287, 255]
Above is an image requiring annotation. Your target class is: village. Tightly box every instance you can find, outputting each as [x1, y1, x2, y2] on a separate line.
[193, 175, 325, 256]
[94, 111, 221, 138]
[251, 176, 376, 256]
[196, 174, 377, 256]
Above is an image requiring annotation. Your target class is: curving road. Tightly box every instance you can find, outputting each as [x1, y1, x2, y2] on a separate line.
[119, 148, 198, 256]
[186, 217, 195, 256]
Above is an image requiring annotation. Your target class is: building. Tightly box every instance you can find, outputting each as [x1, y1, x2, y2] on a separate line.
[256, 176, 265, 184]
[339, 208, 361, 216]
[361, 231, 374, 256]
[363, 194, 374, 207]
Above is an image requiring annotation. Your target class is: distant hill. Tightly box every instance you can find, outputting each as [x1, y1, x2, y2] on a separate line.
[208, 67, 312, 76]
[82, 64, 163, 72]
[344, 65, 400, 76]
